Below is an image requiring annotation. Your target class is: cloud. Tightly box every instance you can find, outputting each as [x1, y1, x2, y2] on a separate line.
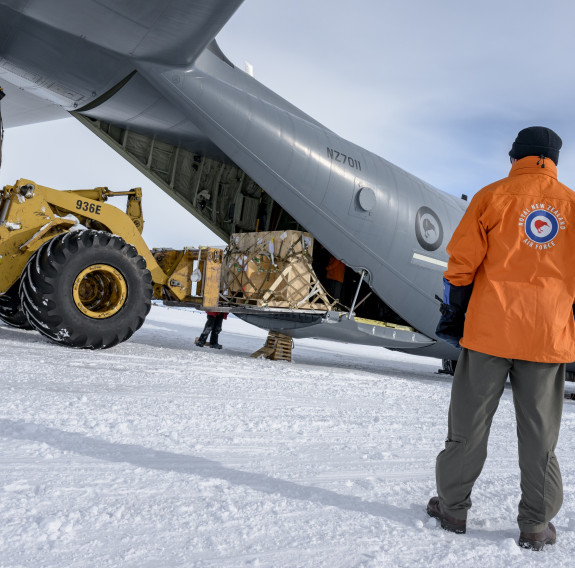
[218, 0, 575, 197]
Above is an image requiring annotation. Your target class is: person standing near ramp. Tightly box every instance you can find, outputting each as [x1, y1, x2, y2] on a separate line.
[430, 126, 575, 550]
[196, 311, 227, 349]
[325, 255, 345, 302]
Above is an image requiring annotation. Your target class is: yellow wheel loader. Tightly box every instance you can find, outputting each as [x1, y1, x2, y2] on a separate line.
[0, 179, 222, 348]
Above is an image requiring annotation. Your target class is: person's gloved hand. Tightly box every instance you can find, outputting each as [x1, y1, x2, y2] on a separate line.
[436, 299, 464, 348]
[435, 278, 473, 349]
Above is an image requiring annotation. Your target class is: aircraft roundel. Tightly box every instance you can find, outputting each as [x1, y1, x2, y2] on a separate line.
[415, 206, 443, 251]
[525, 210, 559, 244]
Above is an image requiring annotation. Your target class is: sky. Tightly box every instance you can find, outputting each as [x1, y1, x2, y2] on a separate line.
[3, 0, 575, 248]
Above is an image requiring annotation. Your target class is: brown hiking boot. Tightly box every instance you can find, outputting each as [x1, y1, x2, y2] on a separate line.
[518, 522, 556, 551]
[426, 497, 467, 534]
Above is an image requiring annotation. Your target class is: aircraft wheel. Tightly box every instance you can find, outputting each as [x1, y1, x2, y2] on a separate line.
[0, 279, 34, 329]
[20, 230, 153, 349]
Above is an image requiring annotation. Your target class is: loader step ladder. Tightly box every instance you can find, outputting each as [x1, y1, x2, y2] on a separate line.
[251, 330, 293, 362]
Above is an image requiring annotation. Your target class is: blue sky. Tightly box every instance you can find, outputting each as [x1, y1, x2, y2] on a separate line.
[220, 0, 575, 193]
[3, 0, 575, 247]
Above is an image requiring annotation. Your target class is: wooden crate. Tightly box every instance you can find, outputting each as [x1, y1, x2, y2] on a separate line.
[250, 331, 293, 362]
[221, 231, 333, 310]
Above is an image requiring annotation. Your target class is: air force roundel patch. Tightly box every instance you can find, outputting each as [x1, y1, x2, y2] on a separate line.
[415, 206, 443, 251]
[524, 210, 559, 244]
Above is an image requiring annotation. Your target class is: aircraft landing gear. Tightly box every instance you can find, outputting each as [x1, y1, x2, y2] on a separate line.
[438, 359, 457, 376]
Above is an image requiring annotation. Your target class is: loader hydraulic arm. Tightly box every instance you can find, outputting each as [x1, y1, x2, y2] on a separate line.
[0, 179, 167, 289]
[68, 187, 144, 234]
[46, 184, 164, 283]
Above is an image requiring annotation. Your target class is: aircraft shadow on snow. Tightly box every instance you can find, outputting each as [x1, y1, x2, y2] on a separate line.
[0, 417, 519, 542]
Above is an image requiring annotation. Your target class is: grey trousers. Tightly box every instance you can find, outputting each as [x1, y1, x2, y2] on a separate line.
[436, 348, 565, 533]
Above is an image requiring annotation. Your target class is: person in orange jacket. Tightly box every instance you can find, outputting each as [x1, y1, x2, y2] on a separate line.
[428, 127, 573, 550]
[196, 311, 228, 349]
[325, 255, 345, 301]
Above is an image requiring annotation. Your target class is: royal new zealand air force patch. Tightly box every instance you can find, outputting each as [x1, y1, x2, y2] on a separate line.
[519, 204, 566, 249]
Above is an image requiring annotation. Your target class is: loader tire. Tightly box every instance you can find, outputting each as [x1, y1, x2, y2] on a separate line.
[0, 280, 34, 329]
[20, 230, 153, 349]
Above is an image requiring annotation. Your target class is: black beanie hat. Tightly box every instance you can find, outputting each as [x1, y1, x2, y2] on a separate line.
[509, 126, 562, 165]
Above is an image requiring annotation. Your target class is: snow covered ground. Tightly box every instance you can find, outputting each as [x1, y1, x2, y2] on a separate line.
[1, 304, 575, 567]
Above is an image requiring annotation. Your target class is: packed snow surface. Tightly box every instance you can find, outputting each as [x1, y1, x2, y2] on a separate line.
[1, 304, 575, 567]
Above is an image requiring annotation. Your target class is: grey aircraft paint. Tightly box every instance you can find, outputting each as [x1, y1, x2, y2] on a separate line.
[0, 0, 531, 368]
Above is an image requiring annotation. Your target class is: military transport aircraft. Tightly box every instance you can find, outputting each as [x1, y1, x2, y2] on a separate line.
[0, 0, 483, 368]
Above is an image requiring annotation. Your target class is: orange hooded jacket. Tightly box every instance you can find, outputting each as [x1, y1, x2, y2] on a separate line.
[445, 155, 575, 363]
[326, 256, 345, 283]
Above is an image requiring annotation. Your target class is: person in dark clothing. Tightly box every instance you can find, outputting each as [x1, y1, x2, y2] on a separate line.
[196, 311, 227, 349]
